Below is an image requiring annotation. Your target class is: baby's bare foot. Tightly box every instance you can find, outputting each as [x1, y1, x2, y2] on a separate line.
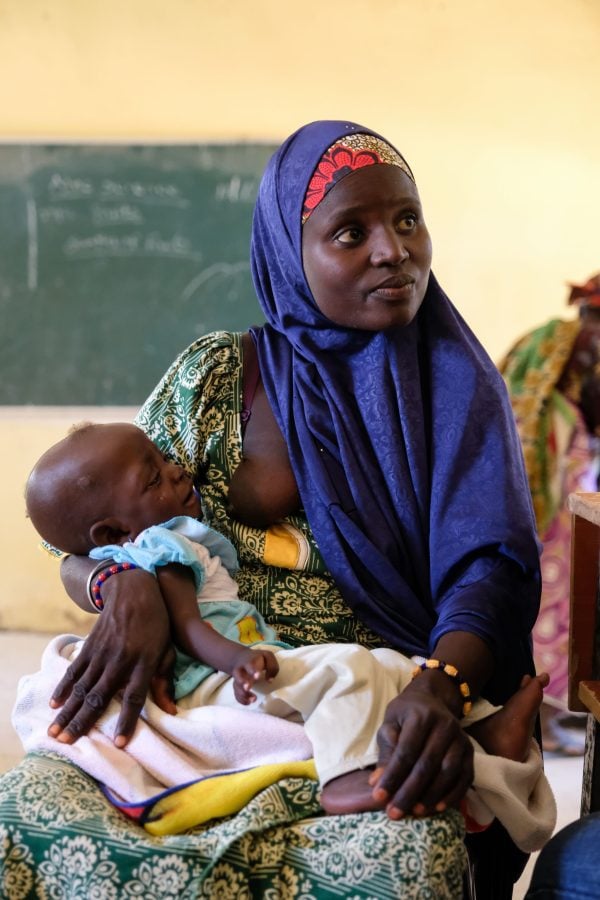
[467, 673, 548, 762]
[320, 768, 388, 815]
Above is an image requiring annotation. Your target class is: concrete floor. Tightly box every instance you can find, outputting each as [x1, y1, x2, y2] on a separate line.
[0, 631, 585, 898]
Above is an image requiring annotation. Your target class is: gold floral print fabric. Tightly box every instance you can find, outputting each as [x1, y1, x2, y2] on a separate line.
[0, 753, 466, 898]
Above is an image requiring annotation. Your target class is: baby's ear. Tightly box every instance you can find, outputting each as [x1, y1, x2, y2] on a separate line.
[90, 517, 130, 547]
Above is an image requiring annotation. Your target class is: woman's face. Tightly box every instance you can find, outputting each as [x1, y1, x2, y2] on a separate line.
[301, 164, 432, 331]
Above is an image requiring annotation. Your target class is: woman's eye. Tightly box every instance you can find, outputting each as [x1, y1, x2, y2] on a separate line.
[335, 227, 363, 245]
[397, 214, 417, 232]
[148, 471, 161, 488]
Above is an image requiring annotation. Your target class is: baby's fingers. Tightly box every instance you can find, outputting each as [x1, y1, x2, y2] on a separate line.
[235, 657, 265, 687]
[233, 680, 256, 705]
[261, 651, 279, 681]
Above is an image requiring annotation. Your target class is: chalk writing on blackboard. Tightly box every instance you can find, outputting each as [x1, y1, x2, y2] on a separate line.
[0, 143, 276, 405]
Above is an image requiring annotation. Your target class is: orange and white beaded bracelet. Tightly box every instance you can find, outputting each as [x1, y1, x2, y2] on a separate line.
[411, 658, 473, 717]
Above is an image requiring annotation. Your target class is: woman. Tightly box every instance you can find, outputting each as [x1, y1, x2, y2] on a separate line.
[500, 273, 600, 754]
[1, 121, 541, 898]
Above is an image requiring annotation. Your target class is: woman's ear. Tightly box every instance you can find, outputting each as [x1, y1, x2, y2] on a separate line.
[89, 518, 131, 547]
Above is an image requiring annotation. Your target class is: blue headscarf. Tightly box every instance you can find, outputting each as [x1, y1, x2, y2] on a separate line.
[251, 120, 540, 688]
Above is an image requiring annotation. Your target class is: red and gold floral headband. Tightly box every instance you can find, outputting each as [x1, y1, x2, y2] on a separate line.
[302, 133, 414, 225]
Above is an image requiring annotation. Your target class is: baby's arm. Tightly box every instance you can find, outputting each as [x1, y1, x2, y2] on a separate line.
[156, 563, 279, 704]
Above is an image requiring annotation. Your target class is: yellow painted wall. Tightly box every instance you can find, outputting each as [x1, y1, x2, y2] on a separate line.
[1, 0, 599, 627]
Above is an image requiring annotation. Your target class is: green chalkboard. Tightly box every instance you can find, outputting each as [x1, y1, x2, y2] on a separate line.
[0, 143, 277, 404]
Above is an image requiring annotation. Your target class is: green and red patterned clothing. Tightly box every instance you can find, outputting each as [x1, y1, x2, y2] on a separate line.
[500, 318, 599, 707]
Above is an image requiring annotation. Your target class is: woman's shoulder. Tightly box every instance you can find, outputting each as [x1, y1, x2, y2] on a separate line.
[170, 330, 243, 372]
[139, 331, 243, 405]
[135, 331, 245, 460]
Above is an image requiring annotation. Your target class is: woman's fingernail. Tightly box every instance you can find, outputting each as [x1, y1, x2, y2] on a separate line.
[368, 767, 384, 786]
[435, 801, 446, 812]
[47, 724, 60, 737]
[413, 803, 426, 815]
[387, 805, 404, 820]
[372, 787, 388, 802]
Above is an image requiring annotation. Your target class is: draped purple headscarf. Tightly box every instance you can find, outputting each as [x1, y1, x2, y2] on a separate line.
[250, 120, 540, 700]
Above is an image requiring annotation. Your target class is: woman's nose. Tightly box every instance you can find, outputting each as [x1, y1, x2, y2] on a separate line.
[370, 228, 409, 266]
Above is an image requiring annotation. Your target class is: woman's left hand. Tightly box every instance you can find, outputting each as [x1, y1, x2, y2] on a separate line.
[371, 673, 474, 818]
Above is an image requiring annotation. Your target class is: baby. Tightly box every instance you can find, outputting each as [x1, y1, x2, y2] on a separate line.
[25, 422, 553, 842]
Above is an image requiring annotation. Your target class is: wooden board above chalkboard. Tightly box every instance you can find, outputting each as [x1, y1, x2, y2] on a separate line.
[0, 143, 277, 405]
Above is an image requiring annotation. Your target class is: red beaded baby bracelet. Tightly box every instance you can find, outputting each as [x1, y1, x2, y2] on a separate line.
[90, 562, 139, 611]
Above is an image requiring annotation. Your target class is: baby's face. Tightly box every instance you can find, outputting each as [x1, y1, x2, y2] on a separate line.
[92, 423, 202, 539]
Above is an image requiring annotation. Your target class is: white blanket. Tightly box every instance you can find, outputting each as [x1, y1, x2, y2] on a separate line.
[12, 634, 557, 850]
[12, 634, 313, 804]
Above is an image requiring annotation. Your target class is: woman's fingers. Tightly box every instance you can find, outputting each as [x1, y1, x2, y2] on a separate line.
[373, 691, 474, 817]
[49, 646, 97, 708]
[114, 664, 157, 746]
[48, 647, 108, 734]
[49, 664, 125, 742]
[403, 736, 473, 817]
[373, 718, 416, 802]
[375, 719, 440, 815]
[419, 744, 474, 815]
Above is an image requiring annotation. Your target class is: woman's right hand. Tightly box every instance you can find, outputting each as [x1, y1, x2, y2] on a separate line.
[48, 567, 173, 747]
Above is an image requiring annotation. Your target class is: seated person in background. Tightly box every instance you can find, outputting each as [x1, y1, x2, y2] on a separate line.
[500, 272, 600, 755]
[525, 810, 600, 898]
[24, 420, 555, 846]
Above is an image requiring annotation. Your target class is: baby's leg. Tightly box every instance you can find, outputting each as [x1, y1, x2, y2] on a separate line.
[255, 643, 401, 815]
[466, 673, 548, 762]
[321, 666, 547, 815]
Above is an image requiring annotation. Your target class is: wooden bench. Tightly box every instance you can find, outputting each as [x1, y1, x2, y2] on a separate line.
[568, 491, 600, 814]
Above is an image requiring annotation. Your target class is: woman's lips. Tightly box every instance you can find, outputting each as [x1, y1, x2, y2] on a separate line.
[370, 276, 415, 301]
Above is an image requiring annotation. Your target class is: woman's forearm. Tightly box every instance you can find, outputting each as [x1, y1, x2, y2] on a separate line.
[431, 630, 494, 699]
[406, 631, 495, 720]
[60, 555, 106, 613]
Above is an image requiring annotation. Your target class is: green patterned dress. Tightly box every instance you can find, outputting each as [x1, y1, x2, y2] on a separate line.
[0, 332, 467, 899]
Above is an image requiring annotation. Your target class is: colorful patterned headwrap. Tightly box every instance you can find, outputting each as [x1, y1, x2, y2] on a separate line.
[301, 133, 414, 224]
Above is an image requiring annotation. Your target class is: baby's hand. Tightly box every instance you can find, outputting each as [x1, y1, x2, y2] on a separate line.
[232, 649, 279, 705]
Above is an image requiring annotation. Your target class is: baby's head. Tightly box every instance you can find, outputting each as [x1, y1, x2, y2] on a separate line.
[25, 422, 202, 555]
